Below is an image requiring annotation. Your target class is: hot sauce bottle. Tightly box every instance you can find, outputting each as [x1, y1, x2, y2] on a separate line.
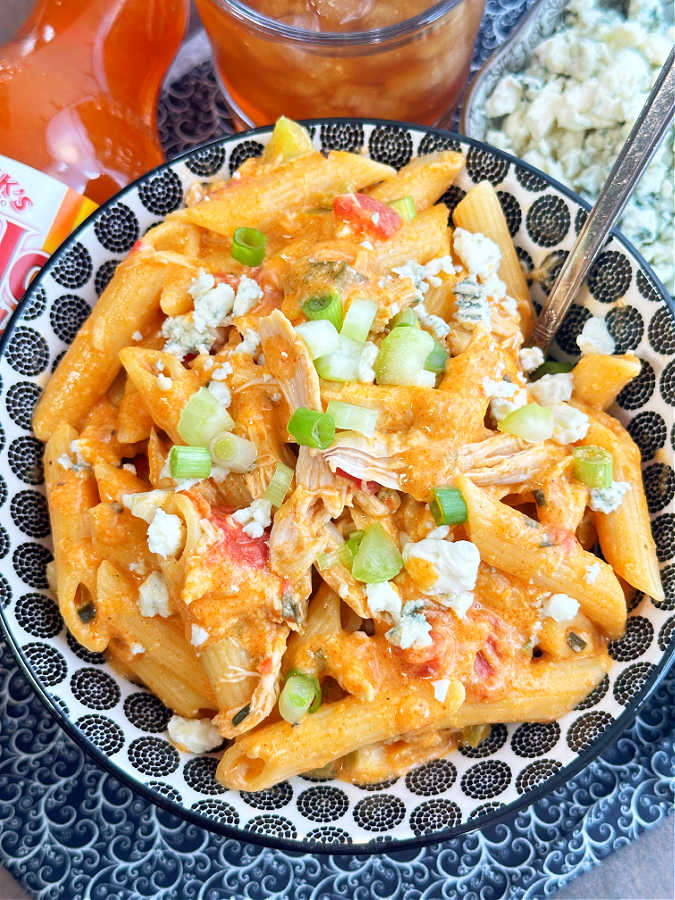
[0, 0, 189, 204]
[0, 0, 189, 326]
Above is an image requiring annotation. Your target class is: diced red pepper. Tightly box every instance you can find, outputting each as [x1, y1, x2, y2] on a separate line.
[209, 508, 269, 569]
[334, 467, 379, 494]
[473, 650, 494, 681]
[333, 193, 402, 239]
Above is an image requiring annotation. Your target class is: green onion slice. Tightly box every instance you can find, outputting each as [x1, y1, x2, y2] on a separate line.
[232, 227, 267, 267]
[302, 291, 343, 330]
[279, 671, 322, 724]
[461, 724, 490, 748]
[263, 462, 294, 507]
[169, 445, 212, 480]
[178, 388, 235, 447]
[572, 445, 613, 489]
[232, 704, 250, 726]
[374, 325, 435, 386]
[210, 432, 257, 472]
[341, 298, 377, 342]
[295, 320, 339, 359]
[498, 403, 554, 443]
[567, 632, 587, 653]
[430, 487, 468, 526]
[77, 602, 96, 624]
[351, 522, 403, 583]
[390, 308, 418, 328]
[346, 530, 364, 559]
[287, 407, 335, 449]
[316, 545, 352, 570]
[314, 334, 363, 383]
[424, 340, 449, 374]
[530, 359, 574, 381]
[388, 195, 417, 222]
[326, 400, 378, 437]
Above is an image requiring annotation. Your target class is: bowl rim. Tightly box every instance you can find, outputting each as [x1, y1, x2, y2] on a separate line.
[1, 117, 673, 856]
[198, 0, 463, 47]
[459, 0, 568, 137]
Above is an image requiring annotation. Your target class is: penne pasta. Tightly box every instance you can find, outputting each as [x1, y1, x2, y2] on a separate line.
[368, 150, 465, 211]
[457, 474, 627, 639]
[453, 180, 534, 336]
[33, 249, 188, 441]
[217, 679, 465, 791]
[572, 353, 642, 409]
[37, 117, 658, 791]
[575, 402, 663, 602]
[178, 150, 396, 238]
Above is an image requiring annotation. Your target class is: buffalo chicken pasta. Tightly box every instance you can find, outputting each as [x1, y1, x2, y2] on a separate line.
[36, 118, 662, 790]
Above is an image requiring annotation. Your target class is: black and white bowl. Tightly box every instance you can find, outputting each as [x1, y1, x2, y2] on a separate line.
[0, 120, 673, 852]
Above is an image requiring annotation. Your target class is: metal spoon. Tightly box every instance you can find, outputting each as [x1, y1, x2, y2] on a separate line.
[527, 45, 675, 353]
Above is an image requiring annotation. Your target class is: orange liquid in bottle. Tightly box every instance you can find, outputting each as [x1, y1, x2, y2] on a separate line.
[0, 0, 189, 204]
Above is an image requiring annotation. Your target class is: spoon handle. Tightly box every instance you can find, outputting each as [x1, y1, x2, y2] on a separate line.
[528, 46, 675, 353]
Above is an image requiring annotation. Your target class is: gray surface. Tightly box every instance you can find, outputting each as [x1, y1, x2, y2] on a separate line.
[0, 1, 672, 898]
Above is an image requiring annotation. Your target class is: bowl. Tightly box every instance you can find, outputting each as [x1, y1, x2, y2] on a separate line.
[0, 119, 673, 852]
[194, 0, 486, 128]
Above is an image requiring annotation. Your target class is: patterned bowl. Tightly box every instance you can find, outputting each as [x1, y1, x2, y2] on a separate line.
[0, 120, 673, 853]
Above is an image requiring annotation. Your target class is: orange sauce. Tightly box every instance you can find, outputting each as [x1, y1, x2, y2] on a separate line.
[0, 0, 189, 204]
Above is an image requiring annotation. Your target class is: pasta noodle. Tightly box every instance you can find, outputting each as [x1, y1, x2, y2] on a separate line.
[37, 118, 661, 786]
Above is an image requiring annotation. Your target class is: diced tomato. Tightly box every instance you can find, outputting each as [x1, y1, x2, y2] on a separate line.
[334, 467, 379, 494]
[129, 239, 145, 254]
[258, 656, 273, 675]
[544, 525, 577, 555]
[209, 508, 269, 569]
[333, 193, 402, 239]
[400, 617, 456, 679]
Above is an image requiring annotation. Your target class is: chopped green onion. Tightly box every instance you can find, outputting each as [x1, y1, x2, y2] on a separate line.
[346, 530, 364, 560]
[430, 487, 467, 526]
[295, 320, 340, 359]
[351, 522, 403, 583]
[390, 308, 418, 328]
[232, 704, 250, 726]
[424, 340, 449, 374]
[314, 334, 363, 382]
[341, 298, 377, 342]
[209, 432, 257, 472]
[572, 445, 613, 489]
[326, 399, 378, 437]
[498, 403, 554, 443]
[567, 632, 587, 653]
[302, 291, 343, 330]
[287, 407, 335, 449]
[279, 671, 321, 724]
[388, 195, 417, 222]
[262, 116, 313, 163]
[533, 488, 547, 507]
[461, 724, 490, 748]
[232, 226, 267, 266]
[530, 359, 574, 381]
[316, 544, 352, 570]
[263, 462, 294, 507]
[77, 603, 96, 624]
[178, 388, 235, 447]
[169, 445, 212, 480]
[374, 326, 435, 386]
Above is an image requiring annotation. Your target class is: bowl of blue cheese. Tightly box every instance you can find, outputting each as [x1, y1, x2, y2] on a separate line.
[461, 0, 674, 295]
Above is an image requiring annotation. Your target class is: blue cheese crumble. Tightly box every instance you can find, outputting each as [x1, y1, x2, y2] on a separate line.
[590, 480, 631, 512]
[484, 0, 674, 292]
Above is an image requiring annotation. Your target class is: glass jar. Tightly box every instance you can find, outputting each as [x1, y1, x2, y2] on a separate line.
[194, 0, 486, 128]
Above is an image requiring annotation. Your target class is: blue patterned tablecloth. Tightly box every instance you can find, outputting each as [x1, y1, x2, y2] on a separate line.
[1, 1, 673, 897]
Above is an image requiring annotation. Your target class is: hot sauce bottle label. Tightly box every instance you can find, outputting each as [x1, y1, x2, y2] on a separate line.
[0, 156, 97, 332]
